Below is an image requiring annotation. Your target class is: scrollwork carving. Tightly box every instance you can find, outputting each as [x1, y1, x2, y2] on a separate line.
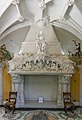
[9, 53, 74, 74]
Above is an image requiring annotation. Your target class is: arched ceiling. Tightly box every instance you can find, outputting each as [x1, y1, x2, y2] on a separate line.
[0, 0, 82, 54]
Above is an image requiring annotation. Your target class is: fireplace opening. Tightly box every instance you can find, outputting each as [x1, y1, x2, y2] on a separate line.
[23, 75, 58, 108]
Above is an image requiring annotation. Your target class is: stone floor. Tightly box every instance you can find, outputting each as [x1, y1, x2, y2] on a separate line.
[0, 107, 82, 120]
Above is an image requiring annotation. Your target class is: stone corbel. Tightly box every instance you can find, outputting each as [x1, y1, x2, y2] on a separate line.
[12, 0, 24, 22]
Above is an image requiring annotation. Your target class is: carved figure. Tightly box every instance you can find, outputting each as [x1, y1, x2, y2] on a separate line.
[0, 47, 3, 62]
[36, 31, 46, 53]
[0, 44, 12, 60]
[73, 40, 81, 57]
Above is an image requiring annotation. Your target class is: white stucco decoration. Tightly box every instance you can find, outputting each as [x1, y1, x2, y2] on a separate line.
[18, 15, 24, 22]
[37, 0, 52, 10]
[8, 0, 74, 75]
[35, 31, 47, 53]
[8, 18, 74, 75]
[36, 0, 52, 18]
[36, 16, 50, 27]
[12, 0, 20, 4]
[67, 0, 75, 6]
[12, 0, 24, 22]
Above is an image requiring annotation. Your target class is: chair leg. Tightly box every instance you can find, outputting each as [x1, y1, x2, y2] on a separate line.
[5, 108, 7, 113]
[5, 105, 9, 114]
[12, 106, 15, 114]
[71, 106, 74, 113]
[64, 106, 67, 113]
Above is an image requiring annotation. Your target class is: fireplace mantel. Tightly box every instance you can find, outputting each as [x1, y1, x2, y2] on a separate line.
[8, 53, 74, 75]
[10, 71, 73, 75]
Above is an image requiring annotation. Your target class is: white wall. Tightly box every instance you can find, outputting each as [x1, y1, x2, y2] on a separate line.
[24, 75, 57, 101]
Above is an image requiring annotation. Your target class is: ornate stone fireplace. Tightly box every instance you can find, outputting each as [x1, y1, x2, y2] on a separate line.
[11, 73, 72, 108]
[8, 18, 74, 108]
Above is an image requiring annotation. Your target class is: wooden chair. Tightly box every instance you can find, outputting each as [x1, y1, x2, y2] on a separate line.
[5, 91, 17, 114]
[63, 92, 74, 113]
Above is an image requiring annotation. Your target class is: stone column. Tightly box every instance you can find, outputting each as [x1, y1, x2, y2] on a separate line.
[62, 75, 71, 104]
[57, 75, 71, 106]
[57, 76, 62, 106]
[0, 67, 2, 105]
[63, 75, 71, 92]
[11, 74, 24, 107]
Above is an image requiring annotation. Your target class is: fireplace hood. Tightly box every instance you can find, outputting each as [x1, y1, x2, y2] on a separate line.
[8, 18, 74, 75]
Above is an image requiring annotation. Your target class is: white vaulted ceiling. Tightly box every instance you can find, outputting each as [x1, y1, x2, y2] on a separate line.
[0, 0, 82, 55]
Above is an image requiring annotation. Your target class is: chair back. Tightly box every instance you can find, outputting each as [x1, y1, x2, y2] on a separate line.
[63, 92, 71, 103]
[9, 92, 17, 104]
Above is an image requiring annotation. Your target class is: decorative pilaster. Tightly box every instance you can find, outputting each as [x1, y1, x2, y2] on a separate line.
[57, 76, 62, 106]
[63, 75, 71, 92]
[57, 75, 71, 106]
[11, 74, 24, 107]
